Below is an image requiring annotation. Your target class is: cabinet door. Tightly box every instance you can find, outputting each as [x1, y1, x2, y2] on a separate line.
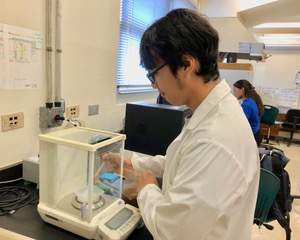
[260, 123, 279, 137]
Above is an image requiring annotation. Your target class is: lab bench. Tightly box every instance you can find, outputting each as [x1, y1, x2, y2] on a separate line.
[0, 182, 153, 240]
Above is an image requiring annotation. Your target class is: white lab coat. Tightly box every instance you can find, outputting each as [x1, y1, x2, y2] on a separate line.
[131, 80, 260, 240]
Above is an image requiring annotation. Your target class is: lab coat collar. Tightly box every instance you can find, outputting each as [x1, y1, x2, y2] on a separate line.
[185, 79, 231, 130]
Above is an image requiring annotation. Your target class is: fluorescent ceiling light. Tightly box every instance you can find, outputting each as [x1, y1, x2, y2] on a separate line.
[237, 0, 300, 48]
[254, 34, 300, 47]
[254, 22, 300, 28]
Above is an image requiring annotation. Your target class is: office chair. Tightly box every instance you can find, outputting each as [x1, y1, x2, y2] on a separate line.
[254, 168, 280, 230]
[260, 105, 279, 144]
[281, 109, 300, 147]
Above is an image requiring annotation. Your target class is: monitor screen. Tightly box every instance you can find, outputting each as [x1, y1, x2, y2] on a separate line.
[124, 102, 191, 156]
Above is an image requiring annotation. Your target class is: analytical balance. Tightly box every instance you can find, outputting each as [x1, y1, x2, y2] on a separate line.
[38, 127, 142, 240]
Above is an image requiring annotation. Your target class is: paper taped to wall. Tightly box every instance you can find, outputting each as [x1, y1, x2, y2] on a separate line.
[0, 23, 43, 89]
[259, 87, 300, 109]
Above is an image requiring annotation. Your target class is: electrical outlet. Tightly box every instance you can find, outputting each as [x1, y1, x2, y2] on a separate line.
[88, 104, 99, 116]
[1, 112, 24, 131]
[66, 105, 80, 119]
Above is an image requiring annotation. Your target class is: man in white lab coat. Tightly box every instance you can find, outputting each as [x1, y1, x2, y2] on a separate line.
[104, 8, 260, 240]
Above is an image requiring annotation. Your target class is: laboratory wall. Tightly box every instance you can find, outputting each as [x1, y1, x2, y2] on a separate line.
[0, 0, 299, 170]
[0, 0, 158, 169]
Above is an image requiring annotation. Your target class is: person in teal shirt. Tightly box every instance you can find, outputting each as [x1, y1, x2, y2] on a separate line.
[233, 79, 264, 146]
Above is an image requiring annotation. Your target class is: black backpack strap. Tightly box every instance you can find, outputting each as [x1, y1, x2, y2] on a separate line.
[271, 201, 292, 240]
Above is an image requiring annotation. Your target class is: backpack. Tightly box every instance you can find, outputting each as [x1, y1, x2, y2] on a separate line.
[259, 146, 292, 240]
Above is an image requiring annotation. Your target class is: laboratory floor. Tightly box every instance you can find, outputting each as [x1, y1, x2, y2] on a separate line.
[252, 141, 300, 240]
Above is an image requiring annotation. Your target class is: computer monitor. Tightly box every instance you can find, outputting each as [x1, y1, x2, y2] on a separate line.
[124, 102, 191, 156]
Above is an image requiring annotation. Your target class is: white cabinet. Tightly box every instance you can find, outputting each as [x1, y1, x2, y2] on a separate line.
[219, 63, 253, 90]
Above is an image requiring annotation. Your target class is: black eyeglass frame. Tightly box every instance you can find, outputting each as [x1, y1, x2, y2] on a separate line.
[146, 62, 167, 84]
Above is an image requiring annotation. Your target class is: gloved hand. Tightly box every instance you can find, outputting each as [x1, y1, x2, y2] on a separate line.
[137, 170, 158, 193]
[102, 152, 132, 174]
[123, 168, 158, 200]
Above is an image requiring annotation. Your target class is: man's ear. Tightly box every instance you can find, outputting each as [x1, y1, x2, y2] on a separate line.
[182, 55, 192, 70]
[184, 62, 190, 70]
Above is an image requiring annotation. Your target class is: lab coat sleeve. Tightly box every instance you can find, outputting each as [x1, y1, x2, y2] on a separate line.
[137, 139, 249, 240]
[131, 152, 165, 178]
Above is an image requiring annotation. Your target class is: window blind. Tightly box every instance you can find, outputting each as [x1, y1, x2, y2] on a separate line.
[117, 0, 196, 94]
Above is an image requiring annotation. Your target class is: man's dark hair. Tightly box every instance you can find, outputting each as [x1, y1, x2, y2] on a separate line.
[139, 8, 220, 83]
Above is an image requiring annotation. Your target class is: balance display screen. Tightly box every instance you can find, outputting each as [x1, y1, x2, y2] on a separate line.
[105, 207, 133, 230]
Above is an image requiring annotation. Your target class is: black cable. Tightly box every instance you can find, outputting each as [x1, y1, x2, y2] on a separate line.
[0, 186, 38, 216]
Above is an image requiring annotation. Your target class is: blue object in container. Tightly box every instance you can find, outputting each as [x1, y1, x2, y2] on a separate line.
[99, 172, 119, 183]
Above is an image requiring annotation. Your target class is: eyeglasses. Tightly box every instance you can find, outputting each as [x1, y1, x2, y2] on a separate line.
[146, 62, 167, 84]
